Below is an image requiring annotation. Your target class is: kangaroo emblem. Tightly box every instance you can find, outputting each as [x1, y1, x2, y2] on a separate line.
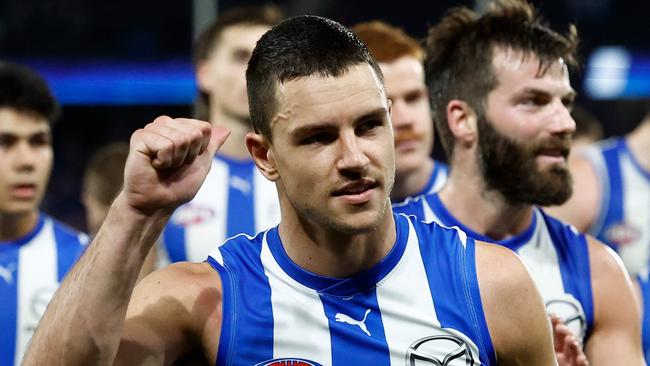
[0, 263, 16, 285]
[335, 309, 371, 336]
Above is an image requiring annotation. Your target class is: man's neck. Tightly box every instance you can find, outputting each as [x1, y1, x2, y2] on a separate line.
[0, 211, 39, 242]
[391, 158, 435, 202]
[277, 200, 397, 279]
[437, 166, 533, 241]
[210, 106, 253, 160]
[627, 117, 650, 171]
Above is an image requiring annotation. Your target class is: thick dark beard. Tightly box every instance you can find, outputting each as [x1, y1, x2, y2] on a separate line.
[477, 115, 573, 206]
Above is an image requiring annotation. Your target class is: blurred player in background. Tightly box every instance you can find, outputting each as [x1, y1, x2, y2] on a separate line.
[394, 1, 643, 363]
[548, 107, 650, 276]
[353, 21, 448, 202]
[0, 61, 87, 365]
[568, 105, 603, 159]
[82, 142, 129, 236]
[162, 5, 283, 264]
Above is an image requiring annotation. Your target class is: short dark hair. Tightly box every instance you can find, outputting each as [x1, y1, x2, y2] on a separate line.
[0, 61, 60, 123]
[246, 15, 384, 141]
[425, 0, 578, 158]
[83, 142, 129, 206]
[192, 4, 283, 121]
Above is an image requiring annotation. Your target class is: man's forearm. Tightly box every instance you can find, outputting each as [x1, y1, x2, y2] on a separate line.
[23, 193, 170, 366]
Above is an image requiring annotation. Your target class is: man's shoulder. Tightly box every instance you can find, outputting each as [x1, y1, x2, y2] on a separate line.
[474, 242, 531, 293]
[131, 262, 221, 309]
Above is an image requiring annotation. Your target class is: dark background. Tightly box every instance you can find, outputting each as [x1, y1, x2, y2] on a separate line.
[1, 0, 648, 231]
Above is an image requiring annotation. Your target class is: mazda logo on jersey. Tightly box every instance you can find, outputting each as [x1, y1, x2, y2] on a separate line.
[406, 335, 475, 366]
[546, 295, 588, 342]
[255, 358, 323, 366]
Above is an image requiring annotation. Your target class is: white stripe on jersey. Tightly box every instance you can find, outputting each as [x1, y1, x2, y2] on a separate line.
[260, 233, 333, 365]
[618, 156, 650, 275]
[15, 219, 58, 365]
[376, 219, 441, 364]
[517, 210, 565, 297]
[185, 158, 229, 262]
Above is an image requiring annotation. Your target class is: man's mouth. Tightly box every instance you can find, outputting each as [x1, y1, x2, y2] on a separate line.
[10, 184, 37, 199]
[332, 179, 379, 204]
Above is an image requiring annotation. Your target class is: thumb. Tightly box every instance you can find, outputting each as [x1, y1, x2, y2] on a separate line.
[205, 126, 231, 158]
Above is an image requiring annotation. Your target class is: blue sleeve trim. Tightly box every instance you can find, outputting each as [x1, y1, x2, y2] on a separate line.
[207, 256, 235, 366]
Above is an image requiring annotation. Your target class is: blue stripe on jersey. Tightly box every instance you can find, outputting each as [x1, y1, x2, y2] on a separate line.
[213, 233, 274, 365]
[206, 256, 236, 366]
[411, 193, 538, 252]
[623, 140, 650, 181]
[224, 158, 256, 238]
[319, 291, 390, 366]
[53, 223, 85, 281]
[0, 244, 19, 366]
[392, 195, 426, 221]
[599, 140, 624, 249]
[163, 223, 187, 262]
[0, 215, 45, 366]
[542, 213, 595, 333]
[412, 219, 496, 365]
[637, 274, 650, 363]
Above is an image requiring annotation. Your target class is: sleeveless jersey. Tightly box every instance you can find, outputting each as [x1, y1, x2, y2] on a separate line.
[163, 155, 281, 263]
[207, 213, 495, 365]
[394, 193, 595, 344]
[582, 138, 650, 276]
[637, 268, 650, 363]
[0, 214, 88, 365]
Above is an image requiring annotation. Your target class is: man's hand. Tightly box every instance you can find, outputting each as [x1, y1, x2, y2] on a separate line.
[551, 314, 589, 366]
[123, 116, 230, 215]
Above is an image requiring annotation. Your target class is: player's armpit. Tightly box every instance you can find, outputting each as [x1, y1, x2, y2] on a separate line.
[115, 262, 223, 366]
[475, 241, 558, 366]
[584, 237, 644, 366]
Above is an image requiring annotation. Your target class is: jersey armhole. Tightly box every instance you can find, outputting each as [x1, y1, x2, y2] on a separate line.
[206, 256, 236, 366]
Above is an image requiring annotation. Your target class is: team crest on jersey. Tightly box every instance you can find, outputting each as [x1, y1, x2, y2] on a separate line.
[604, 222, 641, 248]
[546, 294, 588, 343]
[171, 204, 215, 226]
[255, 358, 322, 366]
[406, 333, 478, 366]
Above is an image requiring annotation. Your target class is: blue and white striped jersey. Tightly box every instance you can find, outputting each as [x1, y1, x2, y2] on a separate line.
[394, 193, 594, 344]
[0, 214, 88, 366]
[416, 160, 449, 198]
[637, 268, 650, 364]
[207, 213, 495, 366]
[582, 138, 650, 276]
[163, 155, 281, 263]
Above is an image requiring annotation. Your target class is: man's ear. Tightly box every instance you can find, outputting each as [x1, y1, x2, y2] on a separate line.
[447, 99, 478, 145]
[246, 132, 279, 181]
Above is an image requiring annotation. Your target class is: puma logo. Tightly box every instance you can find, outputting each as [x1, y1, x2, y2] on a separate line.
[0, 263, 16, 284]
[335, 309, 371, 336]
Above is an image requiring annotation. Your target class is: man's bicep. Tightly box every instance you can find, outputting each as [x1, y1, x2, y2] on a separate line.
[585, 238, 645, 365]
[115, 262, 221, 365]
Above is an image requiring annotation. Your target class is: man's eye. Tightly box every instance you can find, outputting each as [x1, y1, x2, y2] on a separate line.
[302, 132, 335, 145]
[30, 134, 51, 147]
[232, 49, 251, 63]
[357, 120, 382, 135]
[0, 135, 17, 148]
